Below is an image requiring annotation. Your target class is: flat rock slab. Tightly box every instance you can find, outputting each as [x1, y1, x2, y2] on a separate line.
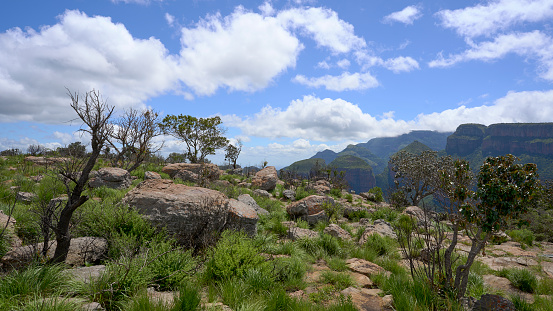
[341, 287, 390, 311]
[483, 274, 534, 303]
[346, 258, 387, 277]
[66, 265, 106, 284]
[478, 256, 538, 271]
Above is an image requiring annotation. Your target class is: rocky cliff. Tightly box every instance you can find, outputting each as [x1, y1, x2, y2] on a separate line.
[329, 155, 376, 193]
[446, 123, 553, 157]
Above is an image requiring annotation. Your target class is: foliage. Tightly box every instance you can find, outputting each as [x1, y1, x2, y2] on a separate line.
[159, 114, 228, 163]
[498, 268, 538, 293]
[319, 271, 353, 290]
[57, 141, 87, 158]
[367, 186, 384, 203]
[26, 144, 47, 156]
[507, 229, 535, 247]
[204, 230, 265, 281]
[389, 150, 451, 206]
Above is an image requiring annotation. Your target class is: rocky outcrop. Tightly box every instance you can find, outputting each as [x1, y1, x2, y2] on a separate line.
[144, 171, 161, 180]
[237, 194, 269, 216]
[251, 166, 279, 191]
[286, 195, 333, 225]
[24, 156, 68, 165]
[1, 237, 107, 270]
[162, 163, 221, 183]
[446, 123, 553, 157]
[122, 179, 258, 247]
[89, 167, 132, 189]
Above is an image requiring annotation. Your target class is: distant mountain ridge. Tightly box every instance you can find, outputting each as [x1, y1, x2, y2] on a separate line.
[285, 124, 553, 193]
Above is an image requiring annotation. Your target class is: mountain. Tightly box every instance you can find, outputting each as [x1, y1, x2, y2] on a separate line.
[335, 144, 387, 175]
[446, 123, 553, 180]
[283, 158, 326, 176]
[310, 150, 338, 164]
[359, 130, 452, 160]
[329, 155, 376, 193]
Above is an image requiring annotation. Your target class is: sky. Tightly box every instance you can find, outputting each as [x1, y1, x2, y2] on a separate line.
[1, 0, 553, 168]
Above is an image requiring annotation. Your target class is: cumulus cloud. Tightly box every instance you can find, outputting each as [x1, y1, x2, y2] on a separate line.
[429, 31, 553, 80]
[383, 56, 420, 73]
[178, 7, 302, 96]
[276, 7, 366, 53]
[383, 5, 423, 25]
[0, 10, 178, 123]
[223, 95, 411, 141]
[224, 90, 553, 142]
[292, 72, 379, 91]
[436, 0, 553, 38]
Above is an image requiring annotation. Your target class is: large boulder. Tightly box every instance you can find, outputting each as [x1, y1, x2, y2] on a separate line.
[89, 167, 131, 189]
[1, 237, 107, 271]
[237, 194, 269, 216]
[122, 179, 258, 247]
[0, 210, 22, 249]
[226, 199, 258, 236]
[286, 195, 334, 225]
[162, 163, 221, 183]
[251, 166, 278, 191]
[358, 219, 397, 244]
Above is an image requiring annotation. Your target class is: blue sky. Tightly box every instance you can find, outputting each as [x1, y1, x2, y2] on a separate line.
[1, 0, 553, 168]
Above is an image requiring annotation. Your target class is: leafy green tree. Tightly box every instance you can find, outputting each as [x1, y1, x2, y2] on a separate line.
[57, 142, 86, 158]
[389, 150, 451, 206]
[159, 115, 228, 163]
[441, 155, 539, 298]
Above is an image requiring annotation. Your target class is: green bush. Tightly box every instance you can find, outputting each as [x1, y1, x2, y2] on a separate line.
[320, 271, 353, 290]
[499, 268, 537, 293]
[270, 256, 307, 290]
[173, 283, 202, 311]
[148, 240, 197, 290]
[204, 230, 265, 281]
[368, 187, 384, 203]
[295, 186, 316, 201]
[507, 229, 535, 247]
[345, 193, 353, 203]
[329, 188, 342, 198]
[361, 232, 397, 257]
[369, 207, 399, 223]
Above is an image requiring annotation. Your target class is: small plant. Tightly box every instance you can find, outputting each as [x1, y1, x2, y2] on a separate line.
[345, 193, 353, 203]
[367, 187, 384, 203]
[204, 230, 265, 281]
[508, 229, 535, 248]
[499, 268, 537, 293]
[326, 256, 348, 272]
[329, 188, 342, 199]
[320, 271, 353, 290]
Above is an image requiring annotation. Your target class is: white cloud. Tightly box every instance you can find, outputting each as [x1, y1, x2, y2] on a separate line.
[224, 90, 553, 143]
[383, 56, 420, 73]
[436, 0, 553, 38]
[223, 95, 411, 141]
[355, 51, 420, 73]
[165, 13, 175, 27]
[293, 72, 379, 91]
[316, 60, 331, 69]
[415, 90, 553, 131]
[277, 7, 366, 53]
[428, 31, 553, 80]
[178, 7, 302, 96]
[0, 10, 179, 123]
[383, 5, 423, 25]
[337, 59, 351, 69]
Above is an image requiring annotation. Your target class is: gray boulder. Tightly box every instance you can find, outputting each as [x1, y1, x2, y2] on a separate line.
[253, 189, 271, 198]
[282, 189, 296, 201]
[237, 194, 269, 216]
[286, 195, 334, 225]
[358, 219, 397, 244]
[1, 237, 107, 271]
[323, 224, 352, 241]
[251, 166, 278, 191]
[122, 179, 229, 247]
[226, 199, 258, 236]
[89, 167, 131, 189]
[144, 171, 162, 180]
[162, 163, 221, 183]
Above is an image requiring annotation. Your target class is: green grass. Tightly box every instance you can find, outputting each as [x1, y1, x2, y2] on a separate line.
[497, 268, 537, 293]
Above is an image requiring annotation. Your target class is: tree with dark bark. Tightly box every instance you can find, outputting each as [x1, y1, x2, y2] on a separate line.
[108, 108, 163, 172]
[159, 115, 228, 163]
[27, 144, 47, 156]
[397, 155, 540, 300]
[49, 89, 114, 264]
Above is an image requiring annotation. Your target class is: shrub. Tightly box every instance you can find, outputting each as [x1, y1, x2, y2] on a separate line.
[345, 193, 353, 203]
[270, 256, 307, 290]
[500, 268, 537, 293]
[320, 271, 353, 290]
[173, 283, 202, 311]
[507, 229, 535, 247]
[367, 187, 384, 203]
[326, 257, 348, 272]
[369, 207, 399, 223]
[204, 230, 265, 281]
[329, 188, 342, 198]
[148, 241, 197, 290]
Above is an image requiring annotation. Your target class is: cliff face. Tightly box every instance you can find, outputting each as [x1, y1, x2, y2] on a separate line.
[329, 155, 376, 193]
[447, 123, 553, 157]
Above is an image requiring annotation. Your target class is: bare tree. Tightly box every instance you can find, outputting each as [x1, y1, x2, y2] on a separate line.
[224, 139, 242, 169]
[27, 144, 47, 156]
[49, 89, 114, 264]
[107, 108, 163, 172]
